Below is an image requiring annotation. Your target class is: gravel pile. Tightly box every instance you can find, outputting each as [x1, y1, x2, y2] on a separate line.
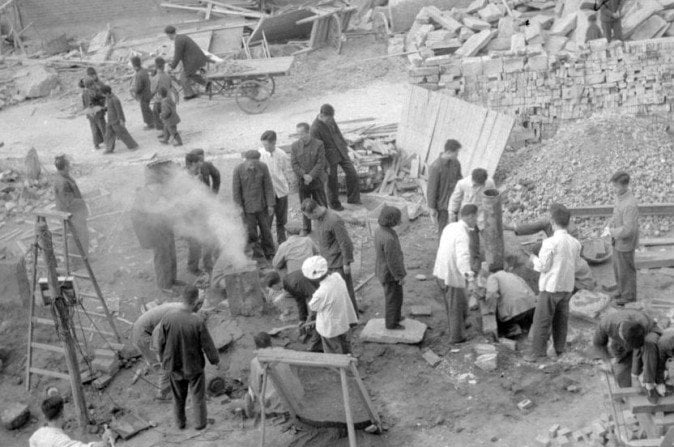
[498, 112, 674, 238]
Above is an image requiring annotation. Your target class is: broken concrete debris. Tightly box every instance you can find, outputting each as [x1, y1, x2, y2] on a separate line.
[1, 402, 30, 430]
[12, 65, 60, 99]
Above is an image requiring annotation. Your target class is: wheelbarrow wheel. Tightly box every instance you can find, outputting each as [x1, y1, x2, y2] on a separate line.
[235, 80, 272, 114]
[258, 75, 275, 95]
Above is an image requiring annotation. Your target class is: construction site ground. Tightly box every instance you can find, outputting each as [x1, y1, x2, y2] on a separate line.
[1, 37, 674, 447]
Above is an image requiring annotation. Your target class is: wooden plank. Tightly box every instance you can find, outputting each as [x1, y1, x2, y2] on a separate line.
[35, 209, 71, 220]
[267, 366, 302, 417]
[340, 368, 357, 447]
[636, 250, 674, 269]
[629, 394, 674, 414]
[256, 348, 355, 368]
[349, 363, 382, 428]
[296, 7, 357, 24]
[569, 204, 674, 217]
[29, 367, 70, 380]
[248, 9, 314, 44]
[34, 317, 116, 338]
[609, 386, 643, 399]
[641, 238, 674, 247]
[206, 56, 294, 79]
[31, 342, 65, 354]
[0, 0, 14, 13]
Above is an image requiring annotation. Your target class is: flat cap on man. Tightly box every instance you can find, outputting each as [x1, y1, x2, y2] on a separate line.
[243, 150, 261, 160]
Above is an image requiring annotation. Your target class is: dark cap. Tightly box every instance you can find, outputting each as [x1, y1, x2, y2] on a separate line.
[243, 150, 261, 160]
[164, 25, 177, 35]
[610, 171, 630, 184]
[320, 104, 335, 116]
[189, 148, 205, 157]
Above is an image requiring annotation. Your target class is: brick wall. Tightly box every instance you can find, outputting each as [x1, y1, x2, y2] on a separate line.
[409, 37, 674, 134]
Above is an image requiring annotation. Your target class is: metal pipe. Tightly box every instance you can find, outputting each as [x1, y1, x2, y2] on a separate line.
[481, 189, 504, 272]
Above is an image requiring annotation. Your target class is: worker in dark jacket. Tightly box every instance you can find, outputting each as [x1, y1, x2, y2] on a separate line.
[593, 309, 664, 403]
[101, 84, 138, 153]
[158, 87, 183, 146]
[598, 0, 622, 42]
[310, 104, 361, 210]
[53, 155, 89, 259]
[301, 198, 358, 314]
[131, 56, 154, 130]
[586, 14, 603, 41]
[154, 286, 219, 430]
[151, 57, 176, 133]
[185, 152, 216, 275]
[427, 139, 462, 236]
[190, 148, 220, 194]
[375, 206, 407, 329]
[233, 150, 276, 260]
[131, 160, 178, 291]
[81, 78, 106, 150]
[165, 25, 211, 100]
[291, 122, 327, 234]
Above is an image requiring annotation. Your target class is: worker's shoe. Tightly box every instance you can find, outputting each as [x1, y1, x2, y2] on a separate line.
[657, 384, 667, 397]
[646, 387, 659, 404]
[386, 324, 405, 330]
[143, 125, 155, 130]
[184, 94, 198, 101]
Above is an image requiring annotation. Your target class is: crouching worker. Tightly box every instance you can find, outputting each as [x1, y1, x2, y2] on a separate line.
[303, 255, 358, 354]
[593, 308, 665, 403]
[658, 328, 674, 386]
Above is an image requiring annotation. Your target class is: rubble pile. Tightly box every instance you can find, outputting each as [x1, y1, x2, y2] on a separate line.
[0, 167, 53, 226]
[499, 112, 674, 238]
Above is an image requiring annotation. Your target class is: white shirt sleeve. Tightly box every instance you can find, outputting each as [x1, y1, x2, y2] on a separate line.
[532, 239, 554, 273]
[456, 231, 473, 277]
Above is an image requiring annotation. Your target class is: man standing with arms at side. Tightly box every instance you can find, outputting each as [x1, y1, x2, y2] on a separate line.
[53, 155, 89, 262]
[603, 171, 639, 306]
[311, 104, 361, 210]
[524, 205, 582, 363]
[101, 84, 139, 153]
[165, 25, 211, 101]
[130, 56, 154, 130]
[301, 198, 358, 314]
[155, 286, 219, 430]
[599, 0, 622, 42]
[291, 122, 327, 235]
[233, 150, 276, 261]
[259, 130, 291, 244]
[427, 139, 462, 236]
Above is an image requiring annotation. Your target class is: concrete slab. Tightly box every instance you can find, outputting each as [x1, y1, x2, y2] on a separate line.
[1, 403, 30, 430]
[463, 16, 492, 31]
[630, 14, 669, 40]
[360, 318, 427, 344]
[456, 29, 496, 57]
[550, 12, 577, 35]
[478, 4, 504, 22]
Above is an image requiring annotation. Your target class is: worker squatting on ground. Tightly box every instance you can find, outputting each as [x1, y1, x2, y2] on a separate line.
[130, 56, 154, 131]
[30, 395, 113, 447]
[594, 309, 665, 404]
[658, 329, 674, 386]
[131, 301, 182, 399]
[301, 198, 359, 314]
[291, 122, 327, 235]
[232, 150, 276, 261]
[272, 228, 319, 274]
[165, 25, 211, 101]
[154, 286, 219, 430]
[524, 205, 583, 363]
[259, 130, 291, 244]
[310, 104, 362, 210]
[426, 139, 463, 236]
[603, 171, 639, 306]
[53, 155, 90, 260]
[433, 204, 479, 343]
[100, 84, 139, 154]
[302, 255, 358, 354]
[374, 205, 407, 330]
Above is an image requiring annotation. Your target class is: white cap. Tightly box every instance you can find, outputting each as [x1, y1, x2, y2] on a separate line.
[302, 256, 329, 280]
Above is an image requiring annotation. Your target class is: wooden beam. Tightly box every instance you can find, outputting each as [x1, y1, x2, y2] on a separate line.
[35, 208, 72, 220]
[636, 251, 674, 270]
[0, 0, 14, 13]
[630, 395, 674, 414]
[569, 204, 674, 217]
[29, 367, 70, 380]
[256, 348, 355, 368]
[641, 238, 674, 247]
[339, 368, 357, 447]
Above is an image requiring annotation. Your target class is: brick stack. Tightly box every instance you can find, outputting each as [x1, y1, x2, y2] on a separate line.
[409, 37, 674, 126]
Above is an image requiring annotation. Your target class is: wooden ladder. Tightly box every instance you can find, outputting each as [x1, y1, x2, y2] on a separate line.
[25, 209, 122, 391]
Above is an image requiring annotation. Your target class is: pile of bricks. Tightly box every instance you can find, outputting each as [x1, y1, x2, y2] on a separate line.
[409, 37, 674, 128]
[535, 411, 647, 446]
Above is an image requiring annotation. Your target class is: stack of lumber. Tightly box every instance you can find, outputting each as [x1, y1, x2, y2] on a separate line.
[161, 0, 265, 19]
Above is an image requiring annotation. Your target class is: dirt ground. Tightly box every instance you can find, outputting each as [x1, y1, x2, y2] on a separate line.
[1, 36, 674, 447]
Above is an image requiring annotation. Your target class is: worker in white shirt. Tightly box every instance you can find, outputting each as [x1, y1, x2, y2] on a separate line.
[303, 255, 358, 354]
[447, 168, 496, 227]
[524, 204, 582, 363]
[433, 204, 479, 344]
[259, 130, 291, 244]
[30, 395, 112, 447]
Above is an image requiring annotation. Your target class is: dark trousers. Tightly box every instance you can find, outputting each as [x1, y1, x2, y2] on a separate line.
[613, 249, 637, 303]
[68, 209, 89, 259]
[271, 195, 288, 244]
[497, 308, 534, 337]
[87, 112, 106, 148]
[330, 267, 358, 314]
[154, 238, 177, 290]
[383, 281, 403, 329]
[444, 286, 468, 343]
[530, 291, 571, 357]
[244, 211, 275, 259]
[611, 332, 663, 387]
[170, 372, 207, 428]
[104, 122, 138, 152]
[298, 179, 327, 232]
[187, 238, 215, 274]
[181, 70, 206, 98]
[327, 158, 361, 208]
[161, 123, 182, 145]
[139, 99, 154, 127]
[601, 18, 622, 42]
[321, 333, 351, 354]
[152, 102, 163, 129]
[436, 210, 449, 237]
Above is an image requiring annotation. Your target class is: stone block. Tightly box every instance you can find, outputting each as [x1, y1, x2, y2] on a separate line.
[466, 0, 488, 14]
[459, 26, 475, 41]
[661, 9, 674, 21]
[456, 29, 495, 57]
[592, 421, 607, 437]
[483, 57, 504, 76]
[94, 348, 116, 360]
[408, 52, 424, 66]
[558, 427, 572, 437]
[550, 12, 577, 36]
[631, 14, 669, 40]
[410, 66, 441, 76]
[511, 33, 526, 52]
[478, 3, 504, 22]
[572, 430, 585, 441]
[92, 356, 120, 376]
[532, 14, 554, 29]
[463, 16, 492, 31]
[606, 70, 625, 83]
[410, 304, 432, 316]
[525, 43, 544, 55]
[486, 37, 511, 52]
[517, 398, 534, 410]
[2, 403, 30, 430]
[475, 353, 498, 371]
[461, 56, 485, 76]
[588, 38, 608, 51]
[498, 338, 517, 350]
[498, 16, 516, 38]
[623, 0, 663, 37]
[535, 435, 551, 447]
[524, 21, 542, 42]
[0, 251, 31, 305]
[527, 54, 549, 70]
[474, 343, 497, 355]
[13, 65, 60, 98]
[503, 56, 525, 73]
[422, 349, 442, 366]
[545, 35, 568, 53]
[548, 423, 560, 437]
[360, 318, 427, 344]
[586, 73, 605, 84]
[93, 374, 113, 390]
